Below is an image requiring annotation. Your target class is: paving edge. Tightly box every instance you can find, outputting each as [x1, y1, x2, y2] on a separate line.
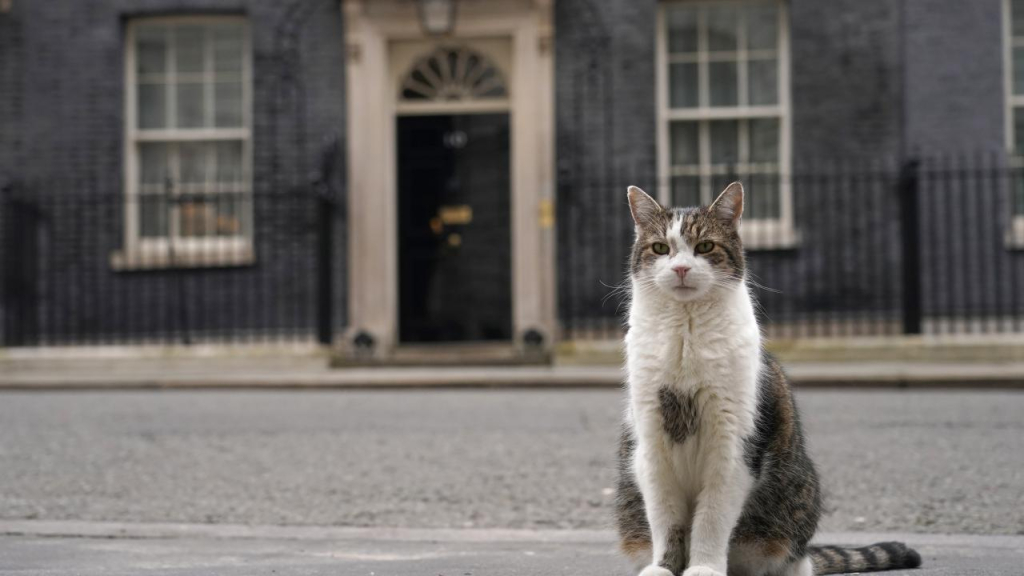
[2, 520, 1023, 550]
[4, 363, 1024, 389]
[0, 367, 622, 389]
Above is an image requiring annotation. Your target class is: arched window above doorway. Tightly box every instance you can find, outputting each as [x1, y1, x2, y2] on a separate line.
[399, 45, 508, 102]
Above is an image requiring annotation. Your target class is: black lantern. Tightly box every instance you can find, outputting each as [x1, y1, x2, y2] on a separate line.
[417, 0, 457, 36]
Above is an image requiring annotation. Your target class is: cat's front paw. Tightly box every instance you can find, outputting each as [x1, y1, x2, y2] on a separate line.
[637, 565, 674, 576]
[681, 566, 724, 576]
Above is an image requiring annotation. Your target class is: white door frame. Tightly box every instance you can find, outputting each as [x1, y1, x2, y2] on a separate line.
[342, 0, 556, 357]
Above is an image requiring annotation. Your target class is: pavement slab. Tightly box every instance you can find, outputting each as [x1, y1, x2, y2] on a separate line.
[1, 522, 1023, 576]
[5, 362, 1024, 388]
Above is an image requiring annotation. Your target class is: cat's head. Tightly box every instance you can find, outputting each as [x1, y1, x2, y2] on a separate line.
[627, 182, 746, 303]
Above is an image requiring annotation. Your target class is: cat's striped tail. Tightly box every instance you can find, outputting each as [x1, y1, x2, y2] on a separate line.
[808, 542, 922, 574]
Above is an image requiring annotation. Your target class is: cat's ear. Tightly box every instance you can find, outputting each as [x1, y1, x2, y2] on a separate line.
[709, 181, 744, 227]
[627, 186, 662, 229]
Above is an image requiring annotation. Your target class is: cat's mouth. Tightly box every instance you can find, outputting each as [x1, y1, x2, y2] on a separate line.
[673, 284, 696, 292]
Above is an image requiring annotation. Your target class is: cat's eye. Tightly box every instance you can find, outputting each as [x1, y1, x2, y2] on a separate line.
[651, 242, 670, 255]
[695, 241, 714, 254]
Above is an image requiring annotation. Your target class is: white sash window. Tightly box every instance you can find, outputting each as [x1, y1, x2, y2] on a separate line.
[1006, 0, 1024, 245]
[657, 0, 794, 248]
[117, 17, 253, 269]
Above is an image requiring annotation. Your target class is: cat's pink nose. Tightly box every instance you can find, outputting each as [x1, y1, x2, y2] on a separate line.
[672, 265, 690, 279]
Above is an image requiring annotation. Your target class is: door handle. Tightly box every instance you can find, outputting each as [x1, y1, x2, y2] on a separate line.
[438, 204, 473, 226]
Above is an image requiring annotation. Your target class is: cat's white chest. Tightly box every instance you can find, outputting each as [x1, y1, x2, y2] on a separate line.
[626, 302, 760, 392]
[625, 286, 762, 462]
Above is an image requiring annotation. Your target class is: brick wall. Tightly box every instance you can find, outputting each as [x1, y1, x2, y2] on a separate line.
[0, 5, 24, 185]
[556, 0, 1021, 334]
[0, 0, 347, 344]
[555, 0, 658, 329]
[904, 0, 1005, 154]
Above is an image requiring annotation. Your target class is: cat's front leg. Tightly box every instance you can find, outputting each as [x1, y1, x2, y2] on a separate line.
[683, 416, 752, 576]
[633, 429, 689, 576]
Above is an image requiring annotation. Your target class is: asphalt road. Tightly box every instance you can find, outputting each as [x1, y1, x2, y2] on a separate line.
[0, 388, 1021, 535]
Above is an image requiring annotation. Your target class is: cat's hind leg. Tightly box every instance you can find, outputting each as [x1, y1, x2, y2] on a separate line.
[726, 540, 791, 576]
[616, 426, 654, 570]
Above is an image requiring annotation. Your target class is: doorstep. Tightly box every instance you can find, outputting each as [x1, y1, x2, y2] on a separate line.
[329, 342, 551, 368]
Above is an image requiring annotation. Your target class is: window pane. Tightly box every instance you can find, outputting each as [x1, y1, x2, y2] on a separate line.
[179, 143, 209, 184]
[1015, 170, 1024, 215]
[178, 194, 244, 237]
[670, 121, 700, 166]
[174, 25, 205, 74]
[1015, 48, 1024, 95]
[138, 83, 166, 129]
[176, 82, 205, 128]
[711, 174, 741, 205]
[214, 81, 243, 127]
[672, 176, 702, 207]
[212, 25, 244, 74]
[748, 58, 778, 105]
[669, 63, 699, 108]
[139, 143, 169, 185]
[746, 5, 778, 51]
[139, 194, 168, 238]
[709, 61, 738, 106]
[1014, 0, 1024, 37]
[666, 6, 698, 53]
[136, 25, 167, 76]
[745, 172, 781, 219]
[214, 194, 244, 236]
[749, 118, 780, 163]
[215, 141, 244, 183]
[710, 120, 739, 165]
[707, 6, 738, 52]
[1014, 107, 1024, 154]
[179, 200, 214, 237]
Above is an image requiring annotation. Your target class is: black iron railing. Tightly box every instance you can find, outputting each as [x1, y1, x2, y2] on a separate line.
[4, 157, 1024, 346]
[559, 157, 1024, 340]
[1, 187, 341, 346]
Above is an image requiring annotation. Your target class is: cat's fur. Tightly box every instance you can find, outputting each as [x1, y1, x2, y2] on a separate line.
[615, 183, 921, 576]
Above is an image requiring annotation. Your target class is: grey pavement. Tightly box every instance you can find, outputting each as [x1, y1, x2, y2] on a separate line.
[6, 362, 1024, 388]
[0, 523, 1022, 575]
[0, 389, 1022, 575]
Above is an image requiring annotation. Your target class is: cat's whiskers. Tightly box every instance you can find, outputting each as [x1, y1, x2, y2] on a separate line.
[744, 271, 781, 294]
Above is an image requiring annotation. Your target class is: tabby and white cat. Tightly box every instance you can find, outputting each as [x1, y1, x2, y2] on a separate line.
[615, 183, 921, 576]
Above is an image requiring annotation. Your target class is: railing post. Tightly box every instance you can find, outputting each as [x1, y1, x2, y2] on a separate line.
[899, 159, 923, 335]
[0, 185, 10, 347]
[316, 193, 334, 345]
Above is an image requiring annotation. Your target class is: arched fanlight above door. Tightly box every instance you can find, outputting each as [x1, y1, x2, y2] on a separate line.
[399, 46, 508, 102]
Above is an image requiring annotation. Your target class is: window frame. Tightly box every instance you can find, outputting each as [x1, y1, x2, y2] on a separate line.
[1004, 0, 1024, 247]
[116, 15, 254, 269]
[655, 0, 795, 249]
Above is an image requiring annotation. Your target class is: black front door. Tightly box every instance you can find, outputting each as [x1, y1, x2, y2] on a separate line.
[397, 113, 512, 343]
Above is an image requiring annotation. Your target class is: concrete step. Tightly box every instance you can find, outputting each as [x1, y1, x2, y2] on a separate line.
[329, 342, 550, 367]
[556, 335, 1024, 366]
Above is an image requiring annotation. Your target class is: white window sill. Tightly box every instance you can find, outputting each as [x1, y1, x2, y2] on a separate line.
[740, 220, 800, 250]
[110, 243, 255, 271]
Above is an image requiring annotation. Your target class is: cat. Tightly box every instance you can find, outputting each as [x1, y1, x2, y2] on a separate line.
[615, 183, 922, 576]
